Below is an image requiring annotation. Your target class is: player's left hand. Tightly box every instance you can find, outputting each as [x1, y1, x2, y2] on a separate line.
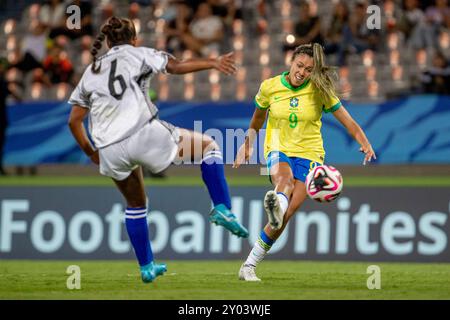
[359, 144, 376, 165]
[233, 142, 253, 168]
[214, 52, 237, 75]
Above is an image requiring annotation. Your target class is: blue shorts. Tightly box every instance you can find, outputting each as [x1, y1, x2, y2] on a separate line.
[266, 151, 321, 183]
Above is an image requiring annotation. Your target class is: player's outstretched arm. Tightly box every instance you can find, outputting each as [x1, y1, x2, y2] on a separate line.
[68, 105, 99, 165]
[166, 52, 237, 75]
[332, 105, 376, 165]
[233, 108, 267, 168]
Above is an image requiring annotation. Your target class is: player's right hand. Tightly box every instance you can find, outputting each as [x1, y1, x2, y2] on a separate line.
[90, 150, 100, 165]
[233, 143, 253, 168]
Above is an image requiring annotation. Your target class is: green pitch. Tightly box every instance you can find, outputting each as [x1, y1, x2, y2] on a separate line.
[1, 175, 450, 186]
[1, 260, 449, 300]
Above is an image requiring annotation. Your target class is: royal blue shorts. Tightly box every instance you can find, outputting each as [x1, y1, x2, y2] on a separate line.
[266, 151, 321, 183]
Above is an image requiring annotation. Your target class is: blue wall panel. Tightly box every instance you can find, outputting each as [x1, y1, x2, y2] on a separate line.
[4, 95, 450, 165]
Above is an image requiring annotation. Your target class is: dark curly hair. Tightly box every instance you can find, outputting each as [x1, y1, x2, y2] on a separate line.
[90, 16, 137, 74]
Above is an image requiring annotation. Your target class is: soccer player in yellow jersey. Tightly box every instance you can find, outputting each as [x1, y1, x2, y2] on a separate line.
[233, 43, 376, 281]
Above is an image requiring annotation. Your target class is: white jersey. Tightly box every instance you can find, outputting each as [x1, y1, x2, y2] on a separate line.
[69, 44, 171, 148]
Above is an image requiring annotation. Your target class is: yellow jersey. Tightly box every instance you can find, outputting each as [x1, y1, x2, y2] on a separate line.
[255, 71, 341, 164]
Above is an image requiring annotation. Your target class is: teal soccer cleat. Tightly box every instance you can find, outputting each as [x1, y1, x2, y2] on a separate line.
[209, 204, 249, 238]
[140, 261, 167, 283]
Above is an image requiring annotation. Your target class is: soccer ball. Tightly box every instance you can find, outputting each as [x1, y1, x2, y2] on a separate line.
[305, 165, 343, 203]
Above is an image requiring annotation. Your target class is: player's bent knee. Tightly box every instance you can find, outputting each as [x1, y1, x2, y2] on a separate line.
[202, 135, 220, 153]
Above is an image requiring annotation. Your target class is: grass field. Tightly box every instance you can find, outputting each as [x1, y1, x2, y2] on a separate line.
[1, 175, 450, 186]
[1, 260, 450, 300]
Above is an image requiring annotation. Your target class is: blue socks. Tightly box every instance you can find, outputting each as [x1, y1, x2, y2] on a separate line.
[125, 148, 232, 268]
[201, 150, 232, 209]
[125, 206, 153, 267]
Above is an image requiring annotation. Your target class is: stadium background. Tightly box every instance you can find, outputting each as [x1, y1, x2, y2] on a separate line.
[0, 0, 450, 299]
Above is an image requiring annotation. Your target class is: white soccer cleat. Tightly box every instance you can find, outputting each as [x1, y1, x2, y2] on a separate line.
[264, 190, 284, 230]
[238, 264, 261, 282]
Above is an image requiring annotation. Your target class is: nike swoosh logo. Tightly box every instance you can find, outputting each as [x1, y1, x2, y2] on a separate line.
[216, 211, 234, 222]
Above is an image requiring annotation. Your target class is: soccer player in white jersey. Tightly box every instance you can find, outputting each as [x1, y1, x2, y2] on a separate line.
[68, 16, 249, 283]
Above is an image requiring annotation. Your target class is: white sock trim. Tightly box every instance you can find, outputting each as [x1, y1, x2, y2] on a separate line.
[125, 209, 147, 214]
[276, 192, 289, 214]
[125, 213, 147, 219]
[202, 150, 223, 162]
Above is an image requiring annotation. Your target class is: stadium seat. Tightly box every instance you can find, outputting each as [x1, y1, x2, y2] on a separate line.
[2, 0, 449, 103]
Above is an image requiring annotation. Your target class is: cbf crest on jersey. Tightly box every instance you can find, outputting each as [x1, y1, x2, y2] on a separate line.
[290, 97, 299, 108]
